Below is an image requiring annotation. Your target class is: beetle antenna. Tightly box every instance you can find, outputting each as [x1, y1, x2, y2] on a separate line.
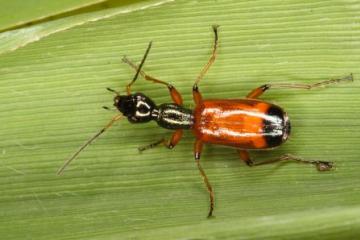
[57, 114, 122, 175]
[125, 41, 152, 95]
[106, 87, 120, 95]
[102, 106, 116, 112]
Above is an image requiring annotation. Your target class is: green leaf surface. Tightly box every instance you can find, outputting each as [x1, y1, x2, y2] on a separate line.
[0, 0, 107, 32]
[0, 0, 174, 54]
[1, 0, 360, 239]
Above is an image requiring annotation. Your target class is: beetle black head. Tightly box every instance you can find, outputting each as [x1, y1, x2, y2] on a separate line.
[114, 93, 157, 123]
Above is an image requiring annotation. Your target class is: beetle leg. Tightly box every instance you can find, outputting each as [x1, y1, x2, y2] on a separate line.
[194, 140, 215, 218]
[194, 25, 219, 87]
[237, 150, 333, 171]
[138, 130, 183, 152]
[192, 25, 219, 106]
[237, 149, 254, 167]
[122, 56, 183, 105]
[192, 84, 203, 105]
[246, 74, 353, 99]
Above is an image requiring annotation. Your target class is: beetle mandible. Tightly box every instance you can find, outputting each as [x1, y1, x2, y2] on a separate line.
[58, 25, 353, 218]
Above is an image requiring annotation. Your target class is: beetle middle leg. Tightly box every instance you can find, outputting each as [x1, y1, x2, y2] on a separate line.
[193, 25, 219, 105]
[246, 74, 353, 99]
[194, 25, 219, 87]
[122, 56, 183, 105]
[138, 129, 183, 152]
[237, 150, 333, 171]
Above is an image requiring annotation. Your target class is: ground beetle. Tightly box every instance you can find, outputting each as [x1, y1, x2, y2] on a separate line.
[58, 25, 353, 217]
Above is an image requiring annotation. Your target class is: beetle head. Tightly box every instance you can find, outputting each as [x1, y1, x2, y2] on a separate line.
[114, 93, 156, 123]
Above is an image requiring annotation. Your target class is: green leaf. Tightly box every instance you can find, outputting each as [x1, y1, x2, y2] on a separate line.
[1, 0, 359, 239]
[0, 0, 174, 54]
[0, 0, 107, 32]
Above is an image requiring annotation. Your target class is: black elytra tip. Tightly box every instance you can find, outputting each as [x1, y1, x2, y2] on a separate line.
[263, 105, 285, 148]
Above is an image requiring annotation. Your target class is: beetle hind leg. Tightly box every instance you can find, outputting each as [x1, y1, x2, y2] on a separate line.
[194, 140, 215, 218]
[237, 150, 333, 171]
[246, 74, 353, 99]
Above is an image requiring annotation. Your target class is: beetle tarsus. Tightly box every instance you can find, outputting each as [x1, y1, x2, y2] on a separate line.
[314, 161, 333, 171]
[138, 138, 165, 152]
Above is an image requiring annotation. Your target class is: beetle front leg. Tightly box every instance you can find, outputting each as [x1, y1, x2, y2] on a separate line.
[138, 130, 183, 152]
[237, 150, 333, 171]
[246, 74, 353, 99]
[122, 56, 183, 105]
[194, 140, 215, 218]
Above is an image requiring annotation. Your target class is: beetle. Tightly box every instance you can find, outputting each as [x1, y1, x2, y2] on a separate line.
[57, 25, 353, 218]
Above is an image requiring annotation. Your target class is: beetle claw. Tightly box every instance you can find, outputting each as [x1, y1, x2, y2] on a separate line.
[315, 161, 333, 171]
